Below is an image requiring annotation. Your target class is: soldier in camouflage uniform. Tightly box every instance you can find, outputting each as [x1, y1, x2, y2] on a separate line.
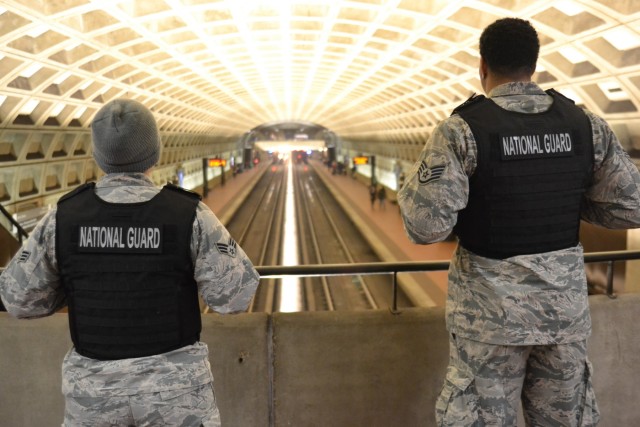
[0, 99, 260, 426]
[398, 18, 640, 426]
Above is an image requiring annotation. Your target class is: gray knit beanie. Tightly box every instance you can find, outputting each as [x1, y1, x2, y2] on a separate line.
[91, 99, 160, 173]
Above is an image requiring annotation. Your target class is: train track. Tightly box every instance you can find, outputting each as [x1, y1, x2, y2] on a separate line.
[294, 163, 377, 310]
[222, 159, 411, 312]
[222, 163, 287, 313]
[294, 162, 412, 311]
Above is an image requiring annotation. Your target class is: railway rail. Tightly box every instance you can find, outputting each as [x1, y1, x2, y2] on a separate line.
[222, 164, 287, 313]
[226, 159, 412, 313]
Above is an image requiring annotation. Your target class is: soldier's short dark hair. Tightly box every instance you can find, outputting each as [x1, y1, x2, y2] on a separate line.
[479, 18, 539, 77]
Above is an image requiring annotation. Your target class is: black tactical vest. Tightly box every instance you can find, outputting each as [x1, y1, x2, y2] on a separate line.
[56, 183, 202, 360]
[452, 89, 594, 259]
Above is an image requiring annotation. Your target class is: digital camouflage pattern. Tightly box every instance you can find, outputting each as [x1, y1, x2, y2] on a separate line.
[399, 82, 640, 426]
[398, 82, 640, 345]
[63, 383, 220, 427]
[436, 336, 599, 426]
[0, 173, 259, 426]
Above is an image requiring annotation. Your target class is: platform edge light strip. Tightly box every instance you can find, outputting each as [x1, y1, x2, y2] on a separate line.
[279, 157, 302, 312]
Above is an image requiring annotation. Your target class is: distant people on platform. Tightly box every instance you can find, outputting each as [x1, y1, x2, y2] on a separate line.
[399, 17, 640, 426]
[330, 160, 347, 175]
[369, 183, 377, 209]
[377, 185, 386, 210]
[0, 99, 260, 427]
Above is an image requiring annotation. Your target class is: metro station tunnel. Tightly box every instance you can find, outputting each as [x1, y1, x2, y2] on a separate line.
[1, 1, 640, 426]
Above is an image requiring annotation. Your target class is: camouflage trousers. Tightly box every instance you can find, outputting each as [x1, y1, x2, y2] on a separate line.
[63, 383, 221, 427]
[436, 335, 600, 426]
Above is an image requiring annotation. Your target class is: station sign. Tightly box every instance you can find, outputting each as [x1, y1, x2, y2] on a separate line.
[353, 156, 369, 165]
[208, 158, 226, 167]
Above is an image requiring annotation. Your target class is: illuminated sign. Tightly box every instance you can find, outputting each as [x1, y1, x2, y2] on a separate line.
[353, 156, 369, 165]
[208, 158, 226, 167]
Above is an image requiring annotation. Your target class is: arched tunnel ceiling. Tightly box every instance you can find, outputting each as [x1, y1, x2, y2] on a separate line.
[0, 0, 639, 150]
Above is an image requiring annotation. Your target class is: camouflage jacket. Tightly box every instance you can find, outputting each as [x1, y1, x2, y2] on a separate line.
[398, 82, 640, 345]
[0, 173, 260, 397]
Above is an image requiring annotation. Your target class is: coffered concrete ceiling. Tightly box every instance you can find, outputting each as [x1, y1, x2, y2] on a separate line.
[0, 0, 639, 205]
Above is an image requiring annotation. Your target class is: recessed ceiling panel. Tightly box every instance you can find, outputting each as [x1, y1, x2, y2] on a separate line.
[0, 0, 636, 146]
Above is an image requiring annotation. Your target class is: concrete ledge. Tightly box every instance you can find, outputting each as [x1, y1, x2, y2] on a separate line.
[0, 312, 270, 427]
[1, 294, 640, 426]
[202, 312, 271, 427]
[271, 308, 448, 426]
[0, 314, 70, 427]
[589, 294, 640, 426]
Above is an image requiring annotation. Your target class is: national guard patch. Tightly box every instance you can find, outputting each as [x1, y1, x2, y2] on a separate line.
[418, 161, 446, 185]
[76, 224, 163, 254]
[499, 130, 574, 161]
[216, 238, 237, 258]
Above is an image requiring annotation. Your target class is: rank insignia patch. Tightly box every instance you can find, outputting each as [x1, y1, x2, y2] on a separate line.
[418, 161, 446, 185]
[216, 238, 237, 258]
[18, 250, 30, 263]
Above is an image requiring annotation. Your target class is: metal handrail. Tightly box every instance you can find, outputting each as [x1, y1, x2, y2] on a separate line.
[3, 250, 640, 312]
[0, 203, 28, 244]
[256, 250, 640, 311]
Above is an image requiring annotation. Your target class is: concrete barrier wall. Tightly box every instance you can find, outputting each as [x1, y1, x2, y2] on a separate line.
[0, 313, 272, 427]
[1, 294, 639, 426]
[589, 294, 640, 426]
[271, 307, 448, 426]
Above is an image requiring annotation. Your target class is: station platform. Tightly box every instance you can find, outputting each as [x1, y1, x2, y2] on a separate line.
[200, 160, 270, 226]
[311, 160, 455, 306]
[201, 158, 454, 307]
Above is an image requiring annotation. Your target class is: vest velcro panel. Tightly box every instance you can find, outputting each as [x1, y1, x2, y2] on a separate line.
[56, 184, 201, 360]
[453, 91, 593, 259]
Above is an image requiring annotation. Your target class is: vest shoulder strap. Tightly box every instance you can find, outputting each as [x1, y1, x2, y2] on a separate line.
[545, 88, 576, 105]
[57, 182, 95, 205]
[162, 183, 202, 201]
[451, 93, 486, 116]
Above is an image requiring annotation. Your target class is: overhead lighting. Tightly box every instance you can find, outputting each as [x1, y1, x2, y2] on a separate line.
[554, 1, 584, 16]
[73, 106, 87, 119]
[559, 46, 587, 64]
[51, 103, 66, 116]
[65, 41, 83, 51]
[599, 80, 630, 101]
[20, 63, 42, 78]
[20, 99, 39, 115]
[602, 26, 640, 51]
[26, 24, 49, 38]
[53, 71, 72, 85]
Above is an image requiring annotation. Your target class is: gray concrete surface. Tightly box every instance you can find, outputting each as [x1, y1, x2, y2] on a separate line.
[1, 294, 639, 426]
[271, 307, 448, 427]
[1, 314, 70, 427]
[203, 313, 271, 427]
[589, 294, 640, 426]
[0, 313, 271, 427]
